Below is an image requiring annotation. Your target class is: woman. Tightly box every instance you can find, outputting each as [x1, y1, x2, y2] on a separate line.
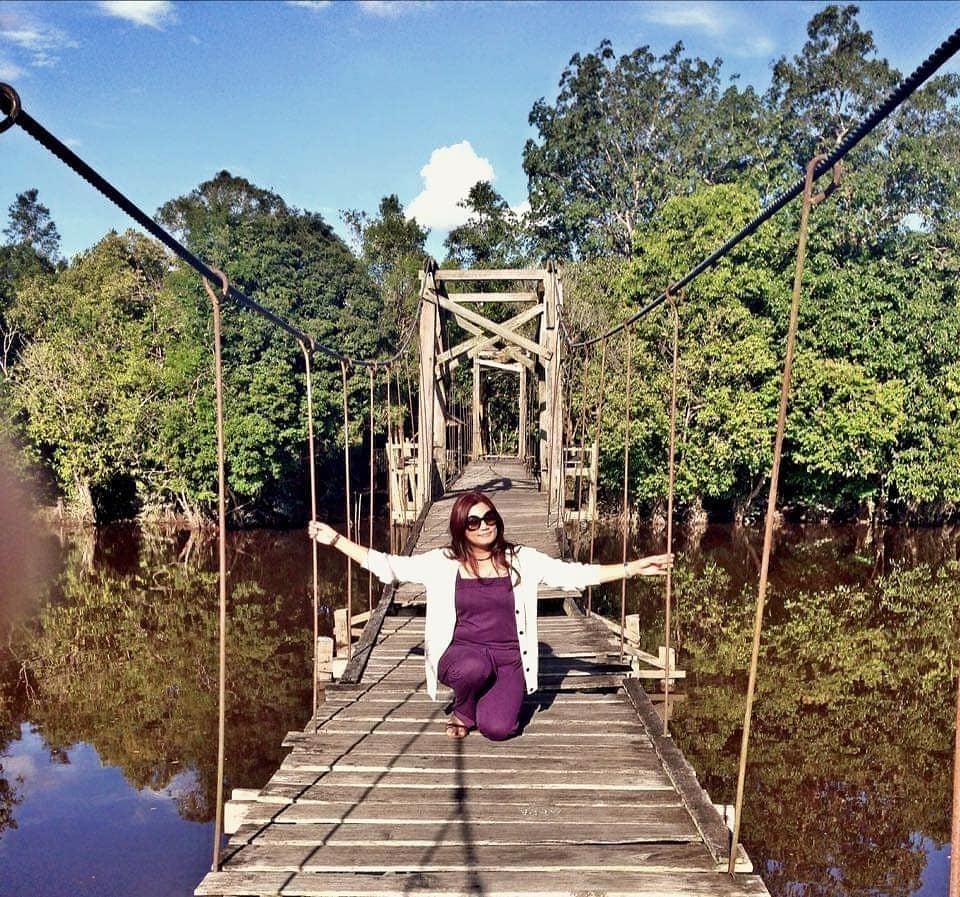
[308, 490, 671, 741]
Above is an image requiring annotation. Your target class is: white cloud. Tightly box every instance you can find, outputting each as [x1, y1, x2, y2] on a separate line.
[287, 0, 333, 9]
[641, 1, 725, 35]
[96, 1, 177, 29]
[357, 1, 433, 17]
[407, 141, 495, 231]
[0, 22, 79, 67]
[0, 58, 24, 80]
[639, 1, 774, 58]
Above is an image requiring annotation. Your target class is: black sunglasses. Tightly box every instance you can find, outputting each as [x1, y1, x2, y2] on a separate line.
[465, 510, 499, 531]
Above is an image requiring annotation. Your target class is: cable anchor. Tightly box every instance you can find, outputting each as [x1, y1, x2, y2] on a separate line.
[0, 83, 21, 134]
[812, 159, 843, 206]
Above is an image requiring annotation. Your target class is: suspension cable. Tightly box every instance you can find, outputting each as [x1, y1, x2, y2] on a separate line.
[569, 26, 960, 349]
[201, 270, 229, 872]
[368, 365, 376, 612]
[0, 82, 427, 367]
[586, 338, 608, 615]
[662, 291, 681, 737]
[301, 343, 320, 734]
[385, 365, 395, 552]
[574, 345, 592, 525]
[619, 326, 633, 660]
[340, 360, 354, 660]
[727, 153, 825, 874]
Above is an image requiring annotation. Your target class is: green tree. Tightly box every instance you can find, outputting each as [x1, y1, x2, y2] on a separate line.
[156, 171, 388, 521]
[6, 232, 178, 521]
[523, 40, 764, 258]
[1, 190, 62, 378]
[341, 193, 428, 336]
[3, 189, 61, 264]
[444, 181, 528, 268]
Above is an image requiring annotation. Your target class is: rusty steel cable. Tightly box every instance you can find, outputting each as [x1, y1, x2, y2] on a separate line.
[619, 326, 632, 660]
[548, 337, 565, 529]
[663, 292, 680, 737]
[574, 345, 592, 525]
[566, 26, 960, 349]
[340, 360, 354, 660]
[0, 83, 428, 368]
[386, 365, 395, 551]
[201, 270, 229, 871]
[586, 338, 608, 615]
[727, 154, 825, 874]
[394, 367, 411, 526]
[368, 366, 375, 612]
[301, 343, 320, 734]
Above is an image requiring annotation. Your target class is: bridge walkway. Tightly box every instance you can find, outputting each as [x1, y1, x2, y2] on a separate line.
[195, 460, 768, 897]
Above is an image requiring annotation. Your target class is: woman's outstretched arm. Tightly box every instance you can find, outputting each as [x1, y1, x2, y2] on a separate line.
[594, 553, 673, 583]
[307, 520, 370, 566]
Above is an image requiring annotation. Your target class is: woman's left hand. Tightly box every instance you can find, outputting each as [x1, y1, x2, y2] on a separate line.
[627, 553, 673, 577]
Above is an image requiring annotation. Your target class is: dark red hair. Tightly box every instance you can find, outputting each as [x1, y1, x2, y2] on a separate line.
[446, 491, 517, 580]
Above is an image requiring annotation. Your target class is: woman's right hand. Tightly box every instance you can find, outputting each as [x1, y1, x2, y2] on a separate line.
[308, 520, 341, 545]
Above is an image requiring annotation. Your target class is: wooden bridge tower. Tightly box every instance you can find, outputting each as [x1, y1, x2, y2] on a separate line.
[402, 259, 570, 521]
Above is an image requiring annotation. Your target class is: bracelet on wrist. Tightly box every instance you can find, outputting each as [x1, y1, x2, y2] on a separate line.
[331, 534, 340, 546]
[624, 562, 631, 578]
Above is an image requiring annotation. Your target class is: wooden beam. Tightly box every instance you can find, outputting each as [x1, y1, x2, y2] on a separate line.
[443, 291, 540, 302]
[436, 268, 547, 282]
[437, 294, 551, 360]
[437, 304, 542, 367]
[445, 321, 537, 374]
[477, 358, 523, 373]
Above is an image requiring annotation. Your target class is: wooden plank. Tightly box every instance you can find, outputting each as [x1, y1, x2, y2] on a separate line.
[437, 269, 547, 282]
[266, 770, 676, 790]
[276, 753, 665, 776]
[197, 869, 769, 897]
[622, 680, 753, 874]
[256, 783, 684, 808]
[239, 797, 685, 824]
[443, 291, 540, 302]
[220, 841, 719, 874]
[230, 817, 700, 846]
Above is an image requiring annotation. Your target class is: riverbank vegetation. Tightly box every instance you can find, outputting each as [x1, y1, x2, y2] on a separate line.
[1, 5, 959, 526]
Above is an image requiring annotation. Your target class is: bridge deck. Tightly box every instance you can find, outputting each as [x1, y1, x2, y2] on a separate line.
[195, 460, 769, 897]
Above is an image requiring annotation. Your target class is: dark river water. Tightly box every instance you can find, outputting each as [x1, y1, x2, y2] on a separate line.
[0, 517, 958, 897]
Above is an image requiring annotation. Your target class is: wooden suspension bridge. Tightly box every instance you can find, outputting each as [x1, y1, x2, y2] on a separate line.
[194, 457, 769, 897]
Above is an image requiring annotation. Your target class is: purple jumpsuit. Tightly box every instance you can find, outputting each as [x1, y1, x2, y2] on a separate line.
[436, 573, 525, 741]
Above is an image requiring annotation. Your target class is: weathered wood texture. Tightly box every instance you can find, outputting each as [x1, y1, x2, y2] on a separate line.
[195, 461, 767, 897]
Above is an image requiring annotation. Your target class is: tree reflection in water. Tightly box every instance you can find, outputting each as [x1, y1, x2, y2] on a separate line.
[0, 520, 957, 897]
[0, 524, 346, 837]
[587, 522, 959, 897]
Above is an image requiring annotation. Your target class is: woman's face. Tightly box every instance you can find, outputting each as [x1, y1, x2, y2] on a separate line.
[464, 501, 498, 552]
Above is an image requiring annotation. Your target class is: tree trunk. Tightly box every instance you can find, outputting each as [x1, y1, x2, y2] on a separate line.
[71, 475, 95, 525]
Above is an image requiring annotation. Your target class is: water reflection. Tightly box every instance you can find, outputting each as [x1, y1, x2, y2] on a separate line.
[575, 521, 959, 897]
[0, 519, 957, 896]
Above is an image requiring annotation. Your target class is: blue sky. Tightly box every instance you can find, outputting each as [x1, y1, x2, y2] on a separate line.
[1, 0, 959, 260]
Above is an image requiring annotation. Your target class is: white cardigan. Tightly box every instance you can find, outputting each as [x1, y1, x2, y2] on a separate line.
[363, 546, 602, 698]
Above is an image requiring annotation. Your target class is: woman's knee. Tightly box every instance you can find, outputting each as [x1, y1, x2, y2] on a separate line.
[439, 648, 491, 687]
[478, 715, 519, 741]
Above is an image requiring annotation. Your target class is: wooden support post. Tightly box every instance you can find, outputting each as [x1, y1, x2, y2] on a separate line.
[418, 268, 440, 510]
[540, 265, 564, 517]
[472, 354, 482, 459]
[315, 636, 334, 687]
[333, 609, 349, 656]
[518, 364, 527, 461]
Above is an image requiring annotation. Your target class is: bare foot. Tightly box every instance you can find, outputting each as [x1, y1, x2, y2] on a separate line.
[445, 718, 468, 739]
